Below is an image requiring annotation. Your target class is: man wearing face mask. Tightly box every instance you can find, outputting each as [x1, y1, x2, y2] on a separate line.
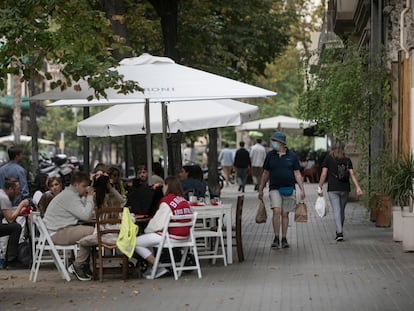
[258, 131, 305, 249]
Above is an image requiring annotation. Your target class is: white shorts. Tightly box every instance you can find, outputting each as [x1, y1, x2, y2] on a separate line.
[269, 189, 296, 212]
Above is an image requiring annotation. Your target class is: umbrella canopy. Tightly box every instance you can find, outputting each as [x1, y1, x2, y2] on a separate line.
[32, 53, 276, 178]
[77, 99, 258, 137]
[32, 53, 276, 102]
[238, 115, 314, 133]
[0, 134, 55, 145]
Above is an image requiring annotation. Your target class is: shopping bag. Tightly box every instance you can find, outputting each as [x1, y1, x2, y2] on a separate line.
[294, 202, 308, 222]
[315, 196, 326, 218]
[255, 199, 267, 224]
[116, 207, 139, 258]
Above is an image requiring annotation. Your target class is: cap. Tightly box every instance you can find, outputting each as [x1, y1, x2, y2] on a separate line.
[271, 131, 286, 144]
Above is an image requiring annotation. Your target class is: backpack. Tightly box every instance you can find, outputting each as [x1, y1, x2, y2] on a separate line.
[335, 160, 350, 182]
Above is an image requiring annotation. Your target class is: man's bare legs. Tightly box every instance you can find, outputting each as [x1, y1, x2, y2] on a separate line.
[272, 207, 289, 248]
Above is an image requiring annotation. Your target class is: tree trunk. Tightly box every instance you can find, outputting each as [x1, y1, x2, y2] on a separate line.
[102, 0, 131, 60]
[130, 135, 148, 171]
[208, 128, 220, 197]
[13, 75, 21, 144]
[148, 0, 179, 61]
[167, 131, 183, 176]
[28, 76, 39, 174]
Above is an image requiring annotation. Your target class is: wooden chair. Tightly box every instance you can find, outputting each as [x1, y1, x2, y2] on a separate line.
[29, 211, 77, 282]
[91, 207, 129, 282]
[150, 212, 202, 280]
[210, 195, 244, 262]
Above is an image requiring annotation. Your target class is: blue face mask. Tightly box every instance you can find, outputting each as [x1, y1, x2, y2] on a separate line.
[271, 141, 279, 151]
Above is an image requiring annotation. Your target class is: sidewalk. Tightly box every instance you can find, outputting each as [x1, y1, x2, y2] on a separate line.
[2, 183, 414, 311]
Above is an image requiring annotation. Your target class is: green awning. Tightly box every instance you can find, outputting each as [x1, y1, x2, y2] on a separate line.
[0, 95, 30, 110]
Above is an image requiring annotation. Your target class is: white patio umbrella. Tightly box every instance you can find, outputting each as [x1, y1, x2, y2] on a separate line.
[0, 134, 55, 145]
[237, 115, 314, 133]
[32, 53, 276, 178]
[76, 99, 258, 137]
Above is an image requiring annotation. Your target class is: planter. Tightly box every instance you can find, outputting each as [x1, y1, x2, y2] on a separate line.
[393, 206, 410, 242]
[402, 211, 414, 251]
[375, 195, 391, 228]
[369, 195, 377, 222]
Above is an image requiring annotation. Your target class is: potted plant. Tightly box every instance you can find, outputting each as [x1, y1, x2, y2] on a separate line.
[382, 153, 414, 241]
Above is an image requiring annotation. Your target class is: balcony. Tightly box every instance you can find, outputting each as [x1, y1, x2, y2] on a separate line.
[331, 0, 359, 37]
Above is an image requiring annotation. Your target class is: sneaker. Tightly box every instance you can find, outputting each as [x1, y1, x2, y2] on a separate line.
[68, 263, 92, 281]
[281, 238, 289, 248]
[144, 267, 169, 280]
[6, 260, 29, 270]
[335, 233, 344, 241]
[82, 264, 93, 278]
[271, 236, 280, 249]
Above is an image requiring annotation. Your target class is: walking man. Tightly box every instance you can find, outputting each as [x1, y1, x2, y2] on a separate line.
[258, 132, 305, 248]
[250, 138, 266, 191]
[218, 143, 234, 186]
[234, 141, 250, 193]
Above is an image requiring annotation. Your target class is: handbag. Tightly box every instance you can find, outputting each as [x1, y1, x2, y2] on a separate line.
[315, 196, 326, 218]
[116, 207, 139, 258]
[294, 202, 308, 222]
[255, 199, 267, 224]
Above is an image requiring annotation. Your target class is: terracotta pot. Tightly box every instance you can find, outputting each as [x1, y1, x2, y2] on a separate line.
[375, 195, 391, 228]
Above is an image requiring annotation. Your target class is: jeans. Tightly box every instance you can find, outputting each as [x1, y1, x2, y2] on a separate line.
[328, 191, 349, 234]
[0, 222, 22, 262]
[236, 168, 248, 190]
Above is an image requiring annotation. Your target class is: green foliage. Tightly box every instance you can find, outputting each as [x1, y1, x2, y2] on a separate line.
[383, 153, 414, 207]
[0, 0, 140, 98]
[176, 0, 296, 82]
[299, 44, 390, 144]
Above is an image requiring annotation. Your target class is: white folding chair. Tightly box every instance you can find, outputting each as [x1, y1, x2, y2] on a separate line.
[150, 212, 202, 280]
[194, 208, 227, 266]
[29, 212, 78, 282]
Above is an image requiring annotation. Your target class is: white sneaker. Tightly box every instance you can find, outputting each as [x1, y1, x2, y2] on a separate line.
[145, 267, 168, 279]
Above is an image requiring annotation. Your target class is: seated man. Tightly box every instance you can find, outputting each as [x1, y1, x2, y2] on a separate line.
[179, 165, 206, 200]
[126, 165, 163, 219]
[43, 171, 95, 281]
[0, 178, 28, 268]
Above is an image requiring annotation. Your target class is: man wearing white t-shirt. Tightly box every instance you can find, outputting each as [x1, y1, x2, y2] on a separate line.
[250, 138, 266, 191]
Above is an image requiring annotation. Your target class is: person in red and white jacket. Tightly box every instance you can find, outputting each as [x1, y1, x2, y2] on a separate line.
[135, 175, 192, 279]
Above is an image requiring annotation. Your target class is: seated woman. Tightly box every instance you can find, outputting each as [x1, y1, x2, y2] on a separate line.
[37, 177, 63, 216]
[108, 166, 126, 198]
[135, 176, 193, 279]
[31, 173, 49, 209]
[179, 165, 206, 200]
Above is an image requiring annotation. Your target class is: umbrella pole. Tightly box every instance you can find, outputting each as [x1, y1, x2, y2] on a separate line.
[145, 99, 153, 184]
[161, 102, 168, 178]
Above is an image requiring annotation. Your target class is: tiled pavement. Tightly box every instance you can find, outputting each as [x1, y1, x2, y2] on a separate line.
[1, 183, 414, 311]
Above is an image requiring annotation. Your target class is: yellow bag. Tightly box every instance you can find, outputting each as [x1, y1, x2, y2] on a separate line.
[116, 207, 138, 258]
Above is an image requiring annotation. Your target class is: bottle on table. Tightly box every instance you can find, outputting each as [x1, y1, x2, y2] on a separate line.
[205, 185, 210, 205]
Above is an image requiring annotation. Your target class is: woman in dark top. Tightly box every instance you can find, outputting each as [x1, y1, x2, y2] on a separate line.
[317, 143, 363, 241]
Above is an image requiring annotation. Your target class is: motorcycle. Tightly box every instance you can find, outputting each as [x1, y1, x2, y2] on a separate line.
[39, 154, 75, 186]
[202, 166, 226, 190]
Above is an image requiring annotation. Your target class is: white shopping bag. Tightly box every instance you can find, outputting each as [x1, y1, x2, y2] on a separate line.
[315, 196, 326, 218]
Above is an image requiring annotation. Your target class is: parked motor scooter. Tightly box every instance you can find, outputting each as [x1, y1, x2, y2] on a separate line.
[39, 154, 75, 186]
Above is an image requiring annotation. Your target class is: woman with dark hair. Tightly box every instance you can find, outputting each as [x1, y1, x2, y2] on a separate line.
[91, 173, 124, 209]
[179, 165, 206, 199]
[37, 177, 63, 216]
[317, 142, 363, 241]
[108, 166, 126, 197]
[31, 173, 49, 209]
[135, 176, 193, 279]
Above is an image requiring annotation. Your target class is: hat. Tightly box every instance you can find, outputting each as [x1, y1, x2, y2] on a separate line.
[271, 131, 286, 144]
